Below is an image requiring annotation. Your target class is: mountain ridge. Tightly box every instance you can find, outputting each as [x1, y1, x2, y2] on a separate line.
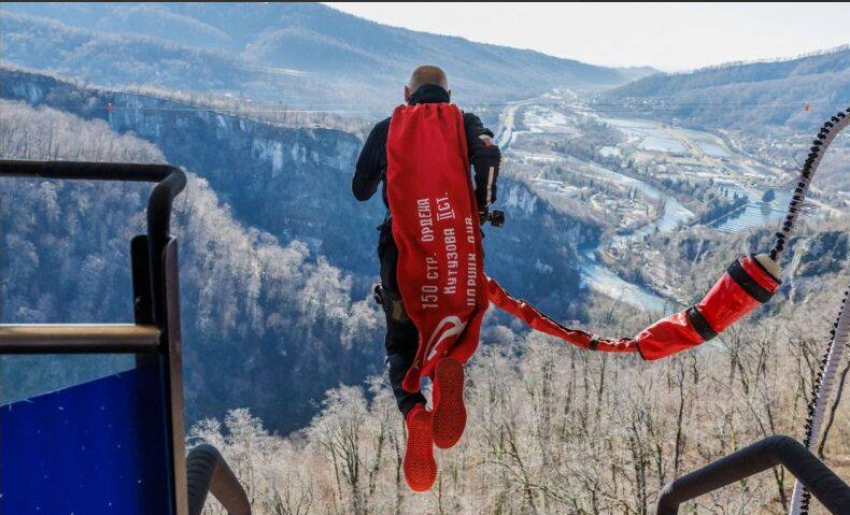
[1, 2, 652, 108]
[601, 45, 850, 130]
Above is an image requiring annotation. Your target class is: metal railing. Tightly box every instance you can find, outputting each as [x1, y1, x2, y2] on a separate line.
[2, 159, 251, 515]
[656, 435, 850, 515]
[0, 159, 186, 338]
[0, 324, 160, 354]
[0, 159, 190, 515]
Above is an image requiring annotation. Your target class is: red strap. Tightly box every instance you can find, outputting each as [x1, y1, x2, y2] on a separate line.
[486, 277, 639, 353]
[486, 255, 780, 360]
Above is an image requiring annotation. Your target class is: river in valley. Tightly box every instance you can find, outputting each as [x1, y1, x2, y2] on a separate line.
[502, 98, 791, 314]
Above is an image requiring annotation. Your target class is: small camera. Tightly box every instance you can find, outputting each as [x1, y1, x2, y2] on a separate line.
[484, 210, 505, 228]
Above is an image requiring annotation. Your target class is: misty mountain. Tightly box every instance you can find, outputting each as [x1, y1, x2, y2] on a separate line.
[1, 2, 647, 108]
[0, 11, 349, 108]
[602, 46, 850, 130]
[613, 66, 660, 83]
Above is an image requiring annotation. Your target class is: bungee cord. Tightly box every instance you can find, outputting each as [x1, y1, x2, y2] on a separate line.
[793, 289, 850, 515]
[772, 108, 850, 261]
[782, 106, 850, 515]
[489, 105, 850, 364]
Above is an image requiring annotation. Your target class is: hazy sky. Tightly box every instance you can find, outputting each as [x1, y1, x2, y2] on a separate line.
[324, 3, 850, 71]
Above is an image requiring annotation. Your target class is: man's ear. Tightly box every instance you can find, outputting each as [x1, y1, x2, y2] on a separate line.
[447, 89, 452, 100]
[404, 86, 411, 103]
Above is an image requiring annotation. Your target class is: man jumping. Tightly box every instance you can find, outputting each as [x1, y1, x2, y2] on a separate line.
[353, 65, 501, 491]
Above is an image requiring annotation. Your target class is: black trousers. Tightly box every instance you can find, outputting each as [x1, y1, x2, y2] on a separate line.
[378, 228, 427, 417]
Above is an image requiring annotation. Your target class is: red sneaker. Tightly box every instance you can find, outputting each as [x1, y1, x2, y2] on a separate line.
[432, 357, 467, 449]
[404, 404, 437, 492]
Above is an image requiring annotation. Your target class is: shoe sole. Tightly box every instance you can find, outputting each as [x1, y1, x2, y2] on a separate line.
[433, 357, 466, 449]
[404, 409, 437, 492]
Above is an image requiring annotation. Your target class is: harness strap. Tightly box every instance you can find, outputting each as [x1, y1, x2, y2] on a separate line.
[727, 258, 774, 303]
[686, 306, 717, 342]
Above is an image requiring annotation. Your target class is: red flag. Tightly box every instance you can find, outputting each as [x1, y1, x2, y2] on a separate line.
[386, 103, 489, 393]
[485, 277, 638, 353]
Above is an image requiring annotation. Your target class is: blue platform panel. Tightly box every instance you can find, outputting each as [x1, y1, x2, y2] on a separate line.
[1, 366, 175, 515]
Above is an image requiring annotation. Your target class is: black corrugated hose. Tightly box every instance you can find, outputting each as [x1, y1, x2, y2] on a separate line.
[186, 444, 251, 515]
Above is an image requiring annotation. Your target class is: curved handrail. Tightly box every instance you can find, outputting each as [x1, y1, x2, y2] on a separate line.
[780, 106, 850, 515]
[186, 444, 251, 515]
[791, 282, 850, 514]
[656, 435, 850, 515]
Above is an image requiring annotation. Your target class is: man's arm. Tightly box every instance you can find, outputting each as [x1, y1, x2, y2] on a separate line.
[353, 118, 390, 201]
[463, 112, 501, 213]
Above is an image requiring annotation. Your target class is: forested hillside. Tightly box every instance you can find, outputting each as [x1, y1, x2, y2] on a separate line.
[1, 70, 597, 430]
[1, 101, 383, 429]
[602, 46, 850, 131]
[1, 67, 595, 310]
[185, 208, 850, 515]
[194, 251, 850, 515]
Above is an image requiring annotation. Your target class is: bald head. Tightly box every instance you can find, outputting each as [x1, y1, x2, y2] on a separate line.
[405, 65, 450, 102]
[409, 65, 448, 91]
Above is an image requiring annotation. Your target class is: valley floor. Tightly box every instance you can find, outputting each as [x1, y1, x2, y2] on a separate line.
[494, 89, 840, 306]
